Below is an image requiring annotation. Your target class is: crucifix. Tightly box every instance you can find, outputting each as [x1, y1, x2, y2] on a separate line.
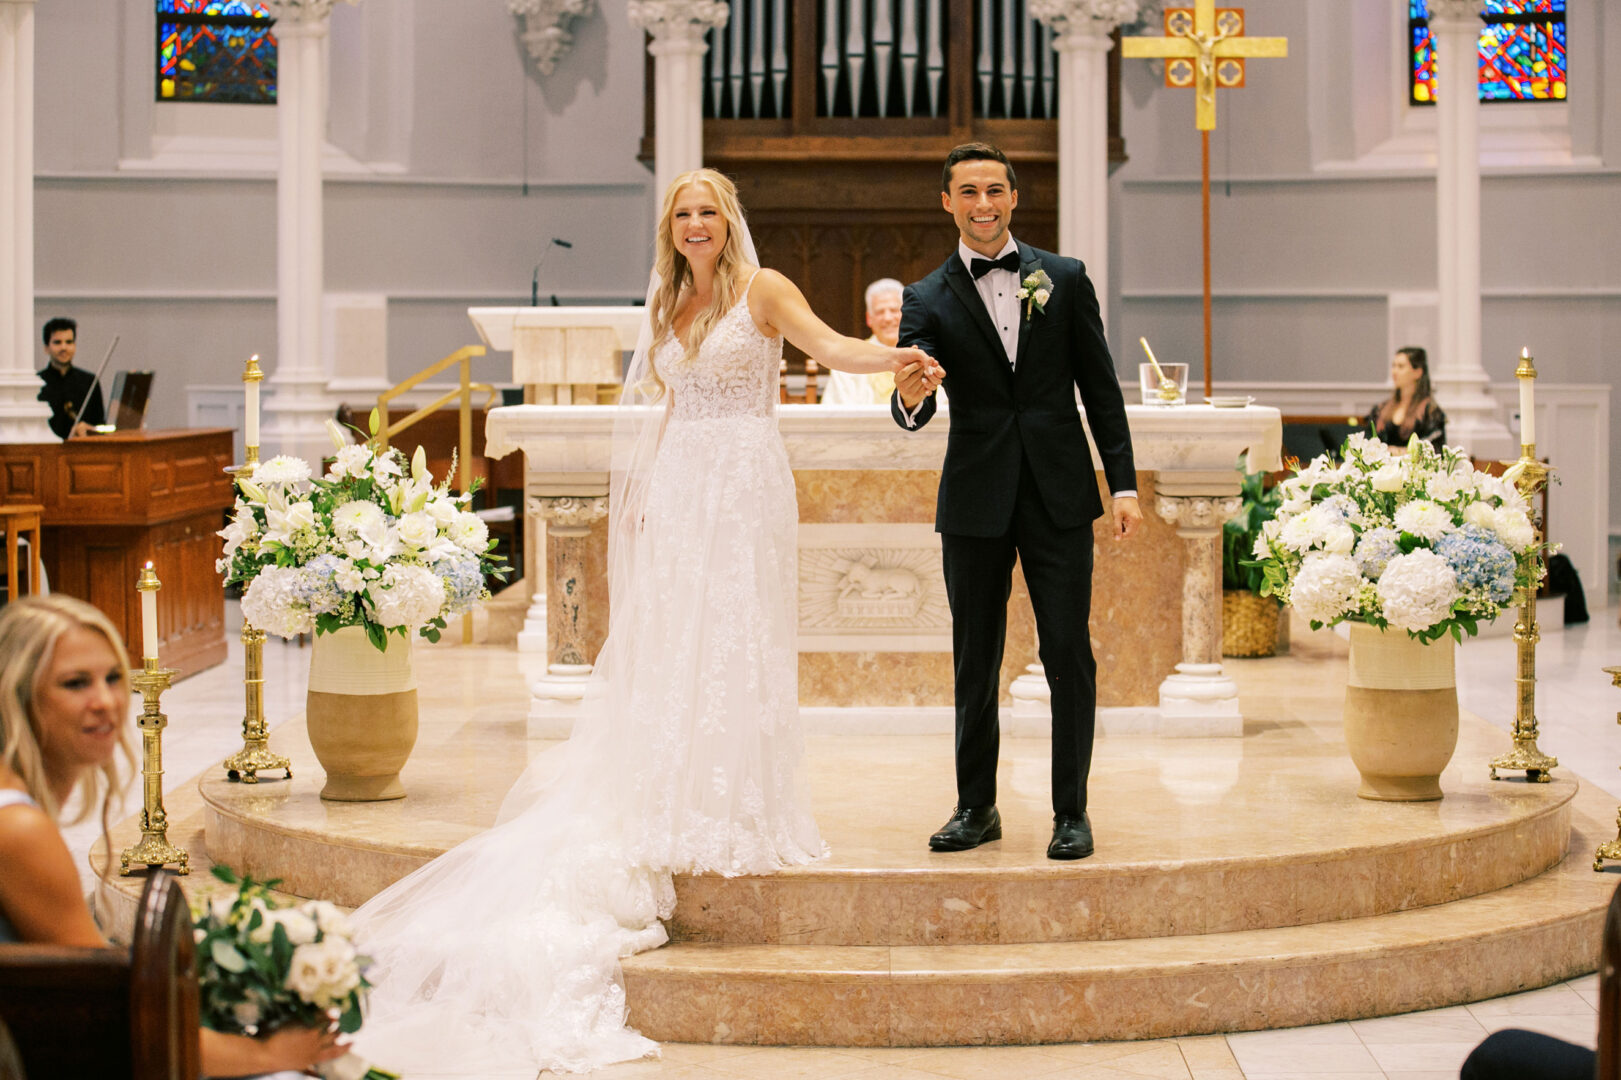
[1122, 3, 1287, 400]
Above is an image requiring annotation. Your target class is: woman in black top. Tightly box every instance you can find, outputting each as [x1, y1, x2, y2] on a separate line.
[1365, 346, 1446, 452]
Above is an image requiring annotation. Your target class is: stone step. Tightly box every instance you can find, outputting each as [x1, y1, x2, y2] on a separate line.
[624, 806, 1615, 1046]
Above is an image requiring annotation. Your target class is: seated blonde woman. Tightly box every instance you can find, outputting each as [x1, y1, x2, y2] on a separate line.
[0, 595, 346, 1077]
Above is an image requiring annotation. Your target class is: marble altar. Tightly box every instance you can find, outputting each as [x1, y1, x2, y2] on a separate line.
[486, 403, 1283, 736]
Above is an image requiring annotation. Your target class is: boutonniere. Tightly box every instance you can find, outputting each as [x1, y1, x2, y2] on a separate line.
[1016, 267, 1053, 322]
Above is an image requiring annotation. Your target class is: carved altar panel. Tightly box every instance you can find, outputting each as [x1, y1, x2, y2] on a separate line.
[797, 523, 950, 651]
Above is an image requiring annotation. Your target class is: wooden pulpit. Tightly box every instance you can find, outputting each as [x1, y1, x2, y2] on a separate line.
[468, 307, 640, 403]
[0, 429, 234, 678]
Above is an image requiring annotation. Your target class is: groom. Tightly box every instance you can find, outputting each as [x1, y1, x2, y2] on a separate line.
[893, 143, 1142, 861]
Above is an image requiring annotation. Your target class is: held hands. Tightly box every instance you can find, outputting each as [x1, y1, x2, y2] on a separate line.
[1111, 495, 1143, 542]
[893, 348, 945, 409]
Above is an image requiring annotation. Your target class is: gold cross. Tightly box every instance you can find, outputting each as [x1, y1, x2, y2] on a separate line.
[1121, 2, 1287, 131]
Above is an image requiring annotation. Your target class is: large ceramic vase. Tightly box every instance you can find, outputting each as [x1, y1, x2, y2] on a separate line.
[1342, 622, 1459, 802]
[305, 626, 419, 802]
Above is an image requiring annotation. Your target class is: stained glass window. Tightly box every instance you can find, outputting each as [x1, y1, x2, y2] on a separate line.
[1409, 1, 1566, 105]
[157, 1, 277, 104]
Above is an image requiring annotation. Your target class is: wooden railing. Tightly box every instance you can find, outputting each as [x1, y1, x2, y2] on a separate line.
[375, 345, 497, 645]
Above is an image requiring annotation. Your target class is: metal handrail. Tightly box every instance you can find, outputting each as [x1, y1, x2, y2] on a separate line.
[373, 344, 494, 645]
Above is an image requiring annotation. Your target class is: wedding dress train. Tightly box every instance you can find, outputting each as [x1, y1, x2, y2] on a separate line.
[350, 274, 822, 1074]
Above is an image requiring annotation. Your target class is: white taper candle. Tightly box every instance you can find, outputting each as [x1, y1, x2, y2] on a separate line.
[140, 563, 160, 661]
[244, 354, 262, 451]
[1517, 347, 1536, 448]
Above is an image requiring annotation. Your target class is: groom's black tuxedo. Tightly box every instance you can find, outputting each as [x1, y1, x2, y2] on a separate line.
[892, 239, 1135, 817]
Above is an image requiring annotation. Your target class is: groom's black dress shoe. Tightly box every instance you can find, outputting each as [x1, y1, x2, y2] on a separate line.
[929, 806, 1002, 851]
[1047, 812, 1094, 860]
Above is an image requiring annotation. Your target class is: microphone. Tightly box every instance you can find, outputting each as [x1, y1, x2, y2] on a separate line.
[530, 237, 574, 306]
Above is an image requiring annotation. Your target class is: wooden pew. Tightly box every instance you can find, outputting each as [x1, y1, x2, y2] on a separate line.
[0, 871, 199, 1080]
[1599, 880, 1621, 1079]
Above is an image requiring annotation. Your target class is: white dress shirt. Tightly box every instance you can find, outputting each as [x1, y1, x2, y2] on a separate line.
[900, 237, 1136, 503]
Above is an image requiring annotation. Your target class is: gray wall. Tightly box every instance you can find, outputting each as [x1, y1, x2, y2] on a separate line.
[31, 0, 1620, 582]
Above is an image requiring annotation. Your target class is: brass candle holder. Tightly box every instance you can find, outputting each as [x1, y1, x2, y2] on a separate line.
[1488, 349, 1558, 783]
[1593, 667, 1621, 870]
[222, 354, 292, 784]
[120, 568, 189, 875]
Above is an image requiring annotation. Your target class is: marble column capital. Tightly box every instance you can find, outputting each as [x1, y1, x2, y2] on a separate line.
[265, 0, 353, 29]
[628, 0, 729, 44]
[530, 494, 610, 534]
[1155, 493, 1242, 536]
[1028, 0, 1138, 42]
[511, 0, 597, 73]
[1427, 0, 1482, 30]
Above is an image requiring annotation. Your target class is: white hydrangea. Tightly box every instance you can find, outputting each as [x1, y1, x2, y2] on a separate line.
[1288, 553, 1364, 626]
[252, 455, 313, 487]
[1377, 549, 1459, 632]
[1393, 499, 1454, 542]
[332, 499, 385, 538]
[367, 564, 445, 629]
[240, 565, 315, 638]
[450, 511, 490, 553]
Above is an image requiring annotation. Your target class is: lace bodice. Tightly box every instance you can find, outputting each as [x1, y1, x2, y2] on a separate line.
[654, 276, 781, 421]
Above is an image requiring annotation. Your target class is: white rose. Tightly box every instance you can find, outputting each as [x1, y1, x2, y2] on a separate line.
[278, 908, 319, 946]
[450, 511, 490, 553]
[397, 511, 439, 550]
[1034, 288, 1050, 306]
[1490, 506, 1536, 552]
[333, 499, 384, 538]
[284, 501, 316, 534]
[1462, 501, 1496, 531]
[1371, 463, 1405, 493]
[1322, 521, 1356, 555]
[426, 497, 458, 527]
[304, 900, 354, 941]
[285, 943, 328, 1003]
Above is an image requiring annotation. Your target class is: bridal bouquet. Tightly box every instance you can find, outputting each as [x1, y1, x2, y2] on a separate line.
[1250, 433, 1544, 642]
[193, 866, 395, 1080]
[217, 416, 509, 651]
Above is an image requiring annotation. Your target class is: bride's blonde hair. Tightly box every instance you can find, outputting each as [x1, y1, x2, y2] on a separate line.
[648, 169, 752, 385]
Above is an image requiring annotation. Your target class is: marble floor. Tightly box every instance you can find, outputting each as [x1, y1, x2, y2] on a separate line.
[66, 602, 1621, 1080]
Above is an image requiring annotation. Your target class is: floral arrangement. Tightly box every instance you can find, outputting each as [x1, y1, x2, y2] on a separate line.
[218, 415, 509, 651]
[1250, 433, 1543, 642]
[1222, 464, 1282, 595]
[1017, 266, 1052, 321]
[193, 865, 394, 1080]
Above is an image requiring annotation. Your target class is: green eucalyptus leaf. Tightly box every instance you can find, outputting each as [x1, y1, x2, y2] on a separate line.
[210, 939, 249, 974]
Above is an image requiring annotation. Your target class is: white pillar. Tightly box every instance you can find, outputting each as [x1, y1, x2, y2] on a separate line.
[627, 0, 730, 202]
[262, 2, 348, 463]
[1031, 0, 1136, 310]
[1430, 0, 1512, 459]
[0, 0, 51, 442]
[1154, 485, 1244, 737]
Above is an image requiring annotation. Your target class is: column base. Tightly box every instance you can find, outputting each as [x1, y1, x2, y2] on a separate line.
[1010, 665, 1050, 718]
[1157, 662, 1243, 738]
[516, 592, 548, 653]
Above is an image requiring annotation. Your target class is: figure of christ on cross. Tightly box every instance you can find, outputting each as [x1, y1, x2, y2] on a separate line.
[1122, 2, 1287, 400]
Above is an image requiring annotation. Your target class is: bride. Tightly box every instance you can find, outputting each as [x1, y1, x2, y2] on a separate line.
[350, 169, 941, 1074]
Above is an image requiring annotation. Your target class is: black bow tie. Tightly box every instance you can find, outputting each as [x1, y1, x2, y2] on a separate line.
[970, 251, 1021, 279]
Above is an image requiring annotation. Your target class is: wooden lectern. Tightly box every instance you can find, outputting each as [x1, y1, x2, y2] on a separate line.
[0, 429, 234, 678]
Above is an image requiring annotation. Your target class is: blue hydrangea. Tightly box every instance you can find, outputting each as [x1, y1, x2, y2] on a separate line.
[434, 554, 487, 615]
[295, 554, 347, 616]
[1435, 524, 1516, 605]
[1354, 527, 1401, 581]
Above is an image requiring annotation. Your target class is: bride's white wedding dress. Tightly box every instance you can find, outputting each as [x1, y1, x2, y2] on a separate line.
[351, 274, 823, 1074]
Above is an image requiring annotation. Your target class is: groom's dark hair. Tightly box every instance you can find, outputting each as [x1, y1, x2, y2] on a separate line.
[942, 143, 1018, 192]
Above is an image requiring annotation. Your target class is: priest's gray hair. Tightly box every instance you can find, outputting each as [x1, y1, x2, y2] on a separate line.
[864, 278, 904, 312]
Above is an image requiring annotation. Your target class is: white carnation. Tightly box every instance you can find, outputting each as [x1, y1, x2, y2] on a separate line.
[1288, 553, 1363, 626]
[332, 499, 385, 539]
[450, 511, 490, 553]
[1376, 549, 1459, 632]
[397, 511, 439, 550]
[326, 444, 373, 481]
[1490, 505, 1536, 552]
[1393, 499, 1454, 542]
[252, 455, 313, 487]
[367, 563, 445, 629]
[241, 566, 315, 638]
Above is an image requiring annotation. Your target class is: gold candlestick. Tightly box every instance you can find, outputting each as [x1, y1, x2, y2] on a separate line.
[120, 567, 188, 875]
[1592, 667, 1621, 870]
[1489, 349, 1558, 783]
[222, 353, 290, 784]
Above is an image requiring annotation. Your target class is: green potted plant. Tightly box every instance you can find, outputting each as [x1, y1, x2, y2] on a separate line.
[1222, 464, 1283, 657]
